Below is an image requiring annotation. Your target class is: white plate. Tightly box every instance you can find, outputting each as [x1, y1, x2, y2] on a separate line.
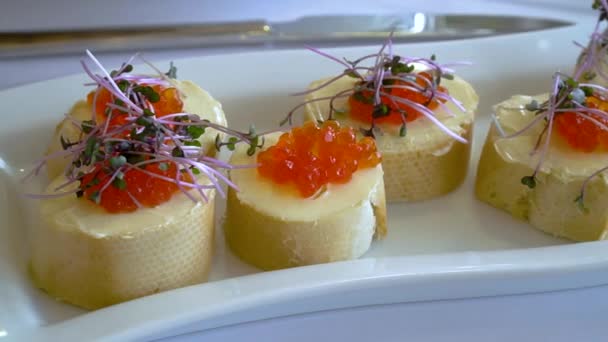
[1, 21, 606, 341]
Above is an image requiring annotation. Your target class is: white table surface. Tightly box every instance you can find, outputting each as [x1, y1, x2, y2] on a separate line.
[0, 1, 603, 341]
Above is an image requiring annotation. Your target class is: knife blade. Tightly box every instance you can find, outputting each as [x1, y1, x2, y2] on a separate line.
[0, 14, 572, 58]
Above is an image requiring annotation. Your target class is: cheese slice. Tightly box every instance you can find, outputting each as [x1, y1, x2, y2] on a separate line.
[304, 75, 478, 202]
[45, 79, 227, 180]
[30, 176, 216, 309]
[475, 94, 608, 241]
[224, 132, 387, 271]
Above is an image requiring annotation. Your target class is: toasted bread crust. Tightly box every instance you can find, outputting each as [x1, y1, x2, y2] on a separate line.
[30, 190, 216, 310]
[224, 176, 387, 271]
[475, 95, 608, 242]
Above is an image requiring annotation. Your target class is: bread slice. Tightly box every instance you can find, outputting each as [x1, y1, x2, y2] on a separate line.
[32, 79, 226, 309]
[304, 75, 478, 202]
[475, 94, 608, 241]
[30, 176, 216, 309]
[223, 132, 387, 271]
[45, 80, 227, 180]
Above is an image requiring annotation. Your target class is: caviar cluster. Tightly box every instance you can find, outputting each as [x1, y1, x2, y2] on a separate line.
[80, 162, 189, 213]
[257, 121, 382, 197]
[555, 95, 608, 152]
[78, 83, 188, 213]
[348, 72, 446, 126]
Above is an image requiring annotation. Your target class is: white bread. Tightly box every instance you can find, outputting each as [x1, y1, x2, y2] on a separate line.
[45, 80, 227, 180]
[223, 132, 387, 271]
[304, 75, 478, 202]
[475, 94, 608, 241]
[32, 79, 225, 309]
[30, 176, 216, 309]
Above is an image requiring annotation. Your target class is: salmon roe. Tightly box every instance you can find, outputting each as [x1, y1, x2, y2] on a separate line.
[81, 162, 190, 213]
[87, 85, 183, 128]
[81, 83, 186, 213]
[348, 72, 447, 125]
[257, 121, 382, 197]
[554, 95, 608, 152]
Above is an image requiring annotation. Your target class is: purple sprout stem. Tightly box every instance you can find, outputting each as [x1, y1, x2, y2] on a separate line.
[579, 164, 608, 203]
[381, 91, 467, 143]
[304, 45, 351, 69]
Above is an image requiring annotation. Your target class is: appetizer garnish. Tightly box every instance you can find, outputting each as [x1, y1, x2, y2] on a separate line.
[284, 36, 467, 142]
[25, 51, 265, 309]
[257, 121, 381, 197]
[28, 51, 263, 213]
[293, 35, 479, 202]
[574, 0, 608, 84]
[476, 0, 608, 241]
[224, 122, 387, 271]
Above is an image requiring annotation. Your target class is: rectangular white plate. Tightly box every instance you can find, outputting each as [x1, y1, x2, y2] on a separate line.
[2, 21, 607, 341]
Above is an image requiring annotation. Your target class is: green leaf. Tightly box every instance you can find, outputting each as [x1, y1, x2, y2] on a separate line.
[112, 177, 127, 190]
[84, 137, 99, 158]
[172, 147, 184, 157]
[123, 64, 133, 73]
[574, 194, 589, 213]
[345, 69, 359, 78]
[81, 120, 96, 134]
[184, 140, 202, 147]
[566, 78, 578, 88]
[583, 71, 597, 81]
[186, 125, 205, 139]
[191, 167, 201, 175]
[214, 134, 222, 150]
[372, 104, 390, 118]
[247, 145, 256, 156]
[143, 108, 155, 117]
[442, 73, 454, 80]
[525, 100, 540, 111]
[581, 86, 594, 97]
[88, 190, 101, 204]
[126, 153, 145, 165]
[391, 62, 414, 75]
[158, 162, 169, 171]
[399, 123, 407, 137]
[521, 175, 536, 189]
[134, 86, 160, 103]
[136, 116, 152, 127]
[109, 155, 127, 169]
[430, 54, 437, 61]
[117, 80, 130, 92]
[60, 136, 77, 150]
[165, 62, 178, 79]
[353, 91, 374, 104]
[248, 125, 257, 137]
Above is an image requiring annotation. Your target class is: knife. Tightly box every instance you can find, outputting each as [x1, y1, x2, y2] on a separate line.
[0, 14, 572, 58]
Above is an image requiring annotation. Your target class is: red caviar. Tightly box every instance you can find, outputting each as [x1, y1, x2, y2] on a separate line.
[555, 95, 608, 152]
[348, 72, 447, 125]
[87, 85, 183, 128]
[257, 121, 382, 197]
[81, 162, 190, 213]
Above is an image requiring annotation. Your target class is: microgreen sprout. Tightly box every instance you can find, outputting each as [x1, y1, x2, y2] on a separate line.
[284, 33, 470, 143]
[575, 0, 608, 82]
[493, 1, 608, 209]
[25, 51, 267, 208]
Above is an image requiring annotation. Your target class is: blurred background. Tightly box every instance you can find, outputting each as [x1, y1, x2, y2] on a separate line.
[0, 0, 592, 31]
[0, 0, 594, 90]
